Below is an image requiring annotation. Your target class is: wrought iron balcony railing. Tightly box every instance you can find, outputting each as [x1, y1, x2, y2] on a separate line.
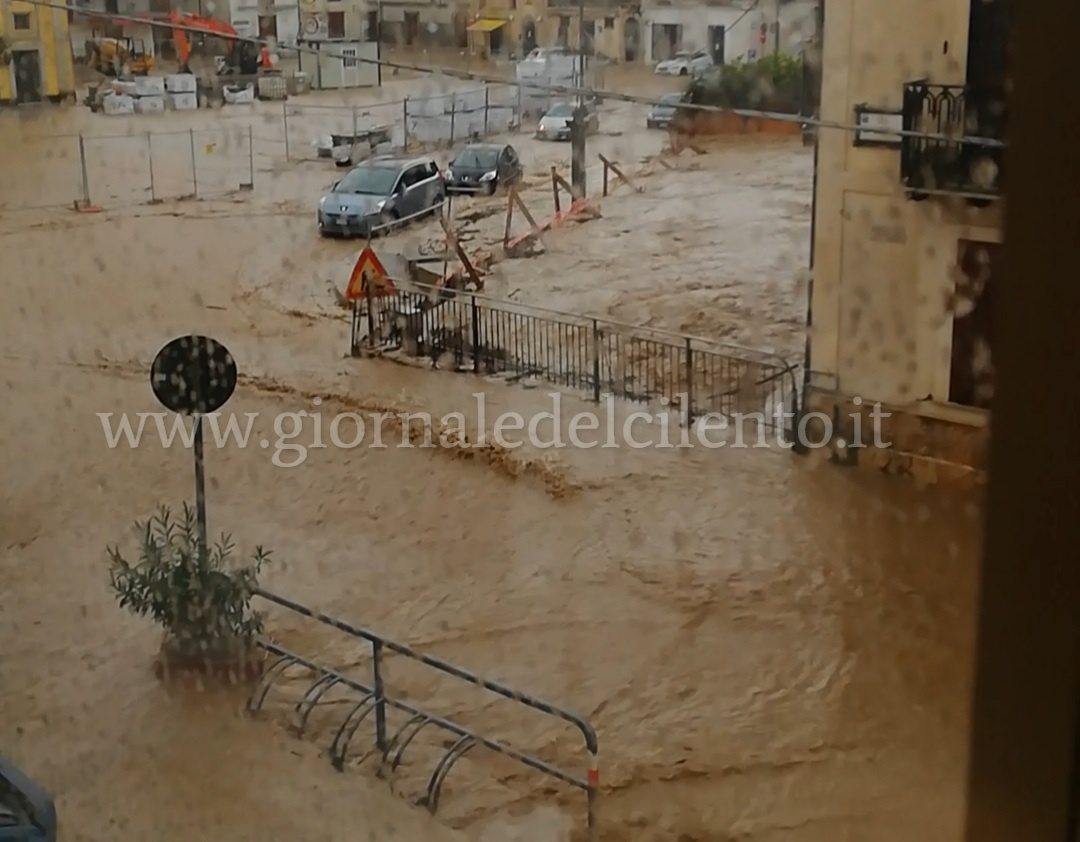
[900, 81, 1006, 202]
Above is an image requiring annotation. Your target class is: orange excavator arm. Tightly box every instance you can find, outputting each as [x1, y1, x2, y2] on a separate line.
[169, 10, 240, 72]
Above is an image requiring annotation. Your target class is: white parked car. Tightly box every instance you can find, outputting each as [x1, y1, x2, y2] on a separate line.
[654, 49, 713, 76]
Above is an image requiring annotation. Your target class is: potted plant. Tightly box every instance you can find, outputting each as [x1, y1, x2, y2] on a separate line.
[108, 504, 270, 681]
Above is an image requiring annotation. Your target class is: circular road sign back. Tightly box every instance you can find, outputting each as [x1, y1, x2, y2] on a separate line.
[150, 335, 237, 415]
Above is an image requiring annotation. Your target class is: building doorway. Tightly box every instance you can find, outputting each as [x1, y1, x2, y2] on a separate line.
[624, 17, 639, 61]
[949, 239, 1000, 409]
[708, 24, 725, 64]
[258, 14, 277, 39]
[580, 19, 595, 54]
[521, 18, 537, 53]
[651, 23, 679, 62]
[403, 11, 419, 45]
[13, 50, 43, 104]
[489, 23, 504, 54]
[557, 15, 570, 46]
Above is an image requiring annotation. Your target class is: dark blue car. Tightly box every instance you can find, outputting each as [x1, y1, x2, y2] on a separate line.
[0, 758, 56, 841]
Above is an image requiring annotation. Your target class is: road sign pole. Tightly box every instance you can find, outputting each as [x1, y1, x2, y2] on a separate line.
[151, 335, 237, 559]
[350, 300, 359, 356]
[366, 282, 376, 349]
[193, 415, 208, 554]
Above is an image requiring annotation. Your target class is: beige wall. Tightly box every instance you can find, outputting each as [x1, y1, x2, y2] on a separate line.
[469, 0, 631, 60]
[809, 0, 1001, 419]
[0, 0, 75, 102]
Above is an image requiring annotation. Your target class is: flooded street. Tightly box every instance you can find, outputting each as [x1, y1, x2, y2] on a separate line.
[1, 64, 981, 842]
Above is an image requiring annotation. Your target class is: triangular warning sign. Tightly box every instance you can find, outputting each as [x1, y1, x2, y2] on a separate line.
[344, 246, 395, 301]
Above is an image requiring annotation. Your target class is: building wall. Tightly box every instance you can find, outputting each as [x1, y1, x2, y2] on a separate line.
[469, 0, 636, 61]
[808, 0, 1001, 432]
[0, 0, 76, 102]
[641, 0, 818, 65]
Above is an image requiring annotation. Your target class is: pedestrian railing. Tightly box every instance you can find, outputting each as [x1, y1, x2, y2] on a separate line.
[354, 282, 800, 435]
[247, 589, 599, 834]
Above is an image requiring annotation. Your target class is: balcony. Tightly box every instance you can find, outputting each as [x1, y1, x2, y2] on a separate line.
[900, 81, 1006, 203]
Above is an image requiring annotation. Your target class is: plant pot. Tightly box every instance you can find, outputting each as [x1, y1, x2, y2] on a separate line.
[153, 634, 266, 684]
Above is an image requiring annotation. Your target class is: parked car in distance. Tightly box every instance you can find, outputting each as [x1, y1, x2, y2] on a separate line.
[317, 155, 445, 237]
[444, 143, 523, 195]
[536, 102, 599, 141]
[647, 92, 684, 129]
[654, 49, 713, 76]
[521, 46, 573, 64]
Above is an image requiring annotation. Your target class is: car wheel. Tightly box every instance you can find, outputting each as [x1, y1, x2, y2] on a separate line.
[378, 210, 398, 235]
[484, 181, 496, 197]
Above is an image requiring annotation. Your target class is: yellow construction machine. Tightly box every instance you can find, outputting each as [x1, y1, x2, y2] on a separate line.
[85, 37, 155, 76]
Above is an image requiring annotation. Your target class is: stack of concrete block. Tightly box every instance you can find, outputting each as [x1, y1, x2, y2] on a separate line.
[132, 75, 166, 114]
[166, 73, 199, 110]
[102, 92, 135, 116]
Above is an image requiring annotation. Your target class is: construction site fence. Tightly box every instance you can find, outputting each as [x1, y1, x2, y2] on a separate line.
[279, 82, 530, 162]
[0, 126, 256, 212]
[354, 282, 801, 436]
[0, 78, 582, 211]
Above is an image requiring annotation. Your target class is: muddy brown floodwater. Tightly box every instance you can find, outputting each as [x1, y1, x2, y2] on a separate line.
[1, 70, 981, 842]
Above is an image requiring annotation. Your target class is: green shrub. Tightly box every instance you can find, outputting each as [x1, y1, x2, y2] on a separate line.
[108, 504, 270, 649]
[685, 52, 808, 113]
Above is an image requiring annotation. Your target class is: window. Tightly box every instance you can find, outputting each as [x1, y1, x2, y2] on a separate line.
[604, 16, 614, 28]
[949, 240, 999, 409]
[341, 46, 357, 68]
[328, 10, 345, 38]
[104, 0, 117, 13]
[13, 11, 31, 29]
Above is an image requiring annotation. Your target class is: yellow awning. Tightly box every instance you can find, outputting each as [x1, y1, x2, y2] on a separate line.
[468, 18, 508, 33]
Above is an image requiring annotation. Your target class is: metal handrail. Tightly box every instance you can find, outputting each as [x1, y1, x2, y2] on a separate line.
[255, 641, 590, 790]
[253, 588, 598, 753]
[249, 593, 599, 833]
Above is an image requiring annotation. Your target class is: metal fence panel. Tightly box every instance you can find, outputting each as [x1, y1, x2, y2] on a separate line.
[405, 84, 520, 147]
[354, 283, 800, 435]
[192, 127, 254, 198]
[281, 101, 402, 161]
[83, 133, 153, 208]
[146, 131, 196, 202]
[0, 133, 83, 212]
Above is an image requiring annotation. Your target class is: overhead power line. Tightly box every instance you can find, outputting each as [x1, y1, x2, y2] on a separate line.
[30, 0, 1006, 150]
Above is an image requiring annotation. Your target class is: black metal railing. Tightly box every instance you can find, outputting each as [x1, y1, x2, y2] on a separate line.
[353, 282, 800, 436]
[900, 81, 1006, 200]
[247, 589, 599, 834]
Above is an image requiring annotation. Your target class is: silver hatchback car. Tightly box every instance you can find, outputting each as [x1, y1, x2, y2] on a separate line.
[318, 155, 445, 237]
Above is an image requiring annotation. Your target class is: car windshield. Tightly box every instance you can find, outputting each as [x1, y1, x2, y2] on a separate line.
[673, 52, 692, 59]
[526, 48, 564, 60]
[546, 104, 574, 117]
[453, 148, 500, 169]
[335, 166, 400, 195]
[659, 93, 682, 105]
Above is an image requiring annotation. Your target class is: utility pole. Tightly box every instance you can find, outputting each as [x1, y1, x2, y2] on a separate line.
[376, 0, 383, 85]
[570, 0, 587, 197]
[773, 0, 781, 55]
